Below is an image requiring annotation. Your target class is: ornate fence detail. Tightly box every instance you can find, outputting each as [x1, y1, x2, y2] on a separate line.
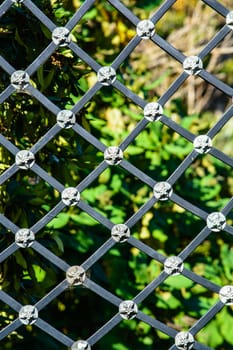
[0, 0, 233, 349]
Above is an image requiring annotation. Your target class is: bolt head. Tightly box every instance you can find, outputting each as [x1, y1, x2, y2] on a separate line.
[164, 256, 184, 275]
[104, 146, 123, 165]
[19, 305, 38, 325]
[15, 150, 35, 169]
[66, 265, 86, 285]
[52, 27, 71, 46]
[57, 110, 76, 128]
[183, 56, 203, 75]
[144, 102, 163, 121]
[206, 212, 226, 232]
[193, 135, 212, 154]
[175, 332, 195, 350]
[97, 66, 116, 86]
[153, 181, 173, 201]
[119, 300, 138, 320]
[219, 285, 233, 305]
[11, 70, 30, 90]
[61, 187, 80, 206]
[15, 229, 35, 248]
[71, 340, 91, 350]
[226, 11, 233, 29]
[136, 20, 155, 39]
[111, 224, 130, 243]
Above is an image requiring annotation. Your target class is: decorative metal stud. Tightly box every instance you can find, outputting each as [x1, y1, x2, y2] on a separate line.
[219, 285, 233, 305]
[206, 212, 226, 232]
[153, 181, 173, 201]
[164, 256, 184, 276]
[136, 20, 155, 39]
[111, 224, 130, 243]
[226, 11, 233, 29]
[97, 66, 116, 86]
[15, 229, 35, 248]
[119, 300, 138, 320]
[15, 150, 35, 170]
[193, 135, 212, 154]
[104, 146, 123, 165]
[183, 56, 203, 75]
[175, 332, 195, 350]
[71, 340, 91, 350]
[57, 110, 76, 128]
[61, 187, 80, 206]
[66, 265, 86, 286]
[19, 305, 38, 325]
[52, 27, 71, 46]
[144, 102, 163, 121]
[11, 70, 30, 90]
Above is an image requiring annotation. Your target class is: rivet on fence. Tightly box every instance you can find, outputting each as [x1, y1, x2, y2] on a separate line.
[153, 181, 173, 201]
[15, 150, 35, 170]
[15, 229, 35, 248]
[71, 340, 91, 350]
[193, 135, 212, 154]
[143, 102, 163, 121]
[97, 66, 117, 86]
[119, 300, 138, 320]
[66, 265, 86, 286]
[57, 110, 76, 129]
[19, 305, 39, 325]
[206, 212, 226, 232]
[183, 56, 203, 75]
[104, 146, 123, 165]
[111, 224, 130, 243]
[11, 70, 30, 90]
[164, 256, 184, 275]
[52, 27, 71, 46]
[61, 187, 81, 206]
[219, 285, 233, 305]
[226, 11, 233, 29]
[175, 331, 195, 350]
[136, 20, 155, 39]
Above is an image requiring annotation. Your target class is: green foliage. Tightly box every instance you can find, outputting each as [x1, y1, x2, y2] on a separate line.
[0, 1, 233, 350]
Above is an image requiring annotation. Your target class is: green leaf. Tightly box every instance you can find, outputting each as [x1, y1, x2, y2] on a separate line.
[164, 275, 193, 289]
[46, 212, 70, 229]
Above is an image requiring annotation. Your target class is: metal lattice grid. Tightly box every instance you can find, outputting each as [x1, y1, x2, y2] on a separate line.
[0, 0, 233, 349]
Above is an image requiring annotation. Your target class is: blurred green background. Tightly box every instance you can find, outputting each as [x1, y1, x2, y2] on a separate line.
[0, 0, 233, 349]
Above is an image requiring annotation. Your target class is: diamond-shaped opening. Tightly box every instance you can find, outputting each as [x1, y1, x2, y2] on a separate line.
[0, 94, 57, 148]
[30, 55, 95, 110]
[142, 278, 215, 334]
[37, 128, 101, 186]
[3, 172, 60, 226]
[155, 0, 224, 54]
[124, 122, 192, 180]
[1, 249, 64, 304]
[196, 306, 233, 349]
[81, 166, 151, 224]
[165, 74, 232, 117]
[85, 89, 142, 145]
[98, 318, 174, 349]
[0, 223, 12, 252]
[132, 202, 204, 257]
[0, 3, 51, 68]
[90, 246, 160, 299]
[2, 325, 67, 350]
[0, 147, 14, 176]
[0, 67, 10, 93]
[212, 113, 233, 158]
[187, 229, 233, 286]
[39, 287, 117, 341]
[73, 0, 136, 65]
[0, 300, 18, 331]
[173, 153, 233, 212]
[118, 40, 182, 100]
[41, 208, 109, 266]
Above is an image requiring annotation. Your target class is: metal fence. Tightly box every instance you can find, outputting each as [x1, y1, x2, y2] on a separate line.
[0, 0, 233, 349]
